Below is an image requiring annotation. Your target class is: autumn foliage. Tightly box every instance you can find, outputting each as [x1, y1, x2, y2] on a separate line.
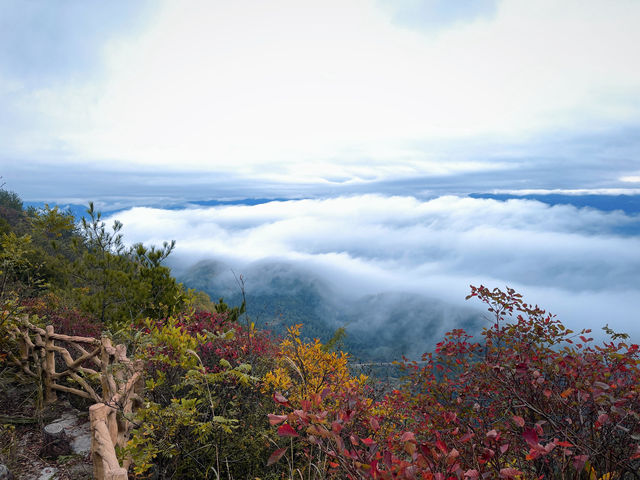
[3, 191, 640, 479]
[268, 286, 640, 479]
[263, 323, 368, 407]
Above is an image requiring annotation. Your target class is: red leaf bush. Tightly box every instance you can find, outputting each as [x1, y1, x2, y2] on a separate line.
[268, 286, 640, 479]
[21, 293, 101, 338]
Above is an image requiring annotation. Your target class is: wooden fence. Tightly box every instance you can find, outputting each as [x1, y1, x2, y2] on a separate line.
[6, 315, 144, 480]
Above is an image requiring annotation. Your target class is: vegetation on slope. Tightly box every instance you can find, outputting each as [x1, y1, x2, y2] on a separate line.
[2, 187, 640, 479]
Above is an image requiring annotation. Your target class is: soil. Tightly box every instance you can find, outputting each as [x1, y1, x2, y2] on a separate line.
[0, 379, 94, 480]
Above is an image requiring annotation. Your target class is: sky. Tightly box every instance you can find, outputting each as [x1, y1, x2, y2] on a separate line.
[1, 1, 639, 341]
[1, 0, 640, 201]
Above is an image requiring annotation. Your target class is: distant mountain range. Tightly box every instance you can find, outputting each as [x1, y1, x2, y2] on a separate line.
[22, 198, 298, 221]
[469, 193, 640, 214]
[26, 192, 640, 219]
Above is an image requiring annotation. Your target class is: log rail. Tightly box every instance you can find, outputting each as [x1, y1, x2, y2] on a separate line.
[6, 315, 143, 480]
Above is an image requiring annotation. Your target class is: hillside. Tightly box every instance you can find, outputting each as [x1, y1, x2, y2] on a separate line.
[177, 258, 481, 362]
[2, 188, 640, 480]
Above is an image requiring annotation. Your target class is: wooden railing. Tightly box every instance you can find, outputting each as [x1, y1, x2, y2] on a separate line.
[6, 315, 144, 480]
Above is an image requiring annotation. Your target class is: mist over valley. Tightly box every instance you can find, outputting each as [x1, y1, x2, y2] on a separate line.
[97, 192, 640, 360]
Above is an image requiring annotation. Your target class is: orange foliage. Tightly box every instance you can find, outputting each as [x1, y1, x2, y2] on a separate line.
[263, 323, 368, 407]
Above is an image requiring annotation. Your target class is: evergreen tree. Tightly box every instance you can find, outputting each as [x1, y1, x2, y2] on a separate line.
[68, 202, 185, 329]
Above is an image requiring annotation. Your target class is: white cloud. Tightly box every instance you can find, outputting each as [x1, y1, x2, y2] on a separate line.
[490, 188, 640, 195]
[109, 195, 640, 338]
[6, 0, 638, 187]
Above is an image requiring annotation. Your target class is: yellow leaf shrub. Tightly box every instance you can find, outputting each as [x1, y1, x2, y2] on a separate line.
[263, 324, 367, 406]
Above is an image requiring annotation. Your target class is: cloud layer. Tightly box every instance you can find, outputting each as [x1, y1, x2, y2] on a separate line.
[109, 195, 640, 339]
[2, 0, 640, 196]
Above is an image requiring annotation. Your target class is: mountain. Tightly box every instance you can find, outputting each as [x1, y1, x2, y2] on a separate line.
[177, 258, 481, 363]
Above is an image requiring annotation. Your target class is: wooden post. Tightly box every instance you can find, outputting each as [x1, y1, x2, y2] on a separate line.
[90, 403, 128, 480]
[41, 423, 72, 459]
[7, 318, 142, 480]
[18, 316, 32, 373]
[18, 329, 29, 365]
[114, 344, 127, 387]
[44, 325, 57, 403]
[100, 337, 117, 402]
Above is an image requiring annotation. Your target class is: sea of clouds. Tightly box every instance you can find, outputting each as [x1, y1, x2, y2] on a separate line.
[108, 194, 640, 340]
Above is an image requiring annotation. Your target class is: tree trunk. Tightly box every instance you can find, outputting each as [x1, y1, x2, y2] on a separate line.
[40, 423, 72, 459]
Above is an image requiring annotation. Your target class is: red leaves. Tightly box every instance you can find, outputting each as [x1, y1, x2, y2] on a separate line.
[266, 447, 287, 466]
[268, 414, 287, 425]
[435, 440, 448, 455]
[499, 468, 523, 479]
[597, 413, 610, 426]
[277, 424, 299, 437]
[572, 454, 589, 470]
[369, 417, 380, 431]
[443, 411, 457, 423]
[522, 428, 539, 447]
[401, 431, 416, 443]
[264, 286, 640, 479]
[460, 432, 475, 443]
[331, 421, 342, 434]
[273, 392, 290, 407]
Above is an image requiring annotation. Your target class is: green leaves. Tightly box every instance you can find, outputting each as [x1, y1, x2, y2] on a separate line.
[127, 310, 273, 478]
[61, 202, 186, 329]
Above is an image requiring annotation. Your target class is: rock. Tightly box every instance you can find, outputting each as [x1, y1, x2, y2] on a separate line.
[69, 422, 91, 455]
[37, 467, 58, 480]
[40, 423, 71, 459]
[64, 462, 92, 480]
[46, 411, 92, 456]
[0, 464, 13, 480]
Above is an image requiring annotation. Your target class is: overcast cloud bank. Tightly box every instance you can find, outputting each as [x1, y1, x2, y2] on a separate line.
[2, 0, 640, 199]
[108, 194, 640, 339]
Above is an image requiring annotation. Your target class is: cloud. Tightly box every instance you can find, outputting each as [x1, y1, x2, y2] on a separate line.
[107, 195, 640, 339]
[2, 0, 640, 192]
[0, 0, 155, 171]
[78, 0, 640, 176]
[376, 0, 498, 32]
[5, 121, 640, 207]
[0, 0, 153, 87]
[488, 189, 640, 196]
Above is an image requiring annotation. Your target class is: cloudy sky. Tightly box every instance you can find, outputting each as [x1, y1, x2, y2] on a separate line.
[1, 1, 639, 340]
[1, 0, 640, 200]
